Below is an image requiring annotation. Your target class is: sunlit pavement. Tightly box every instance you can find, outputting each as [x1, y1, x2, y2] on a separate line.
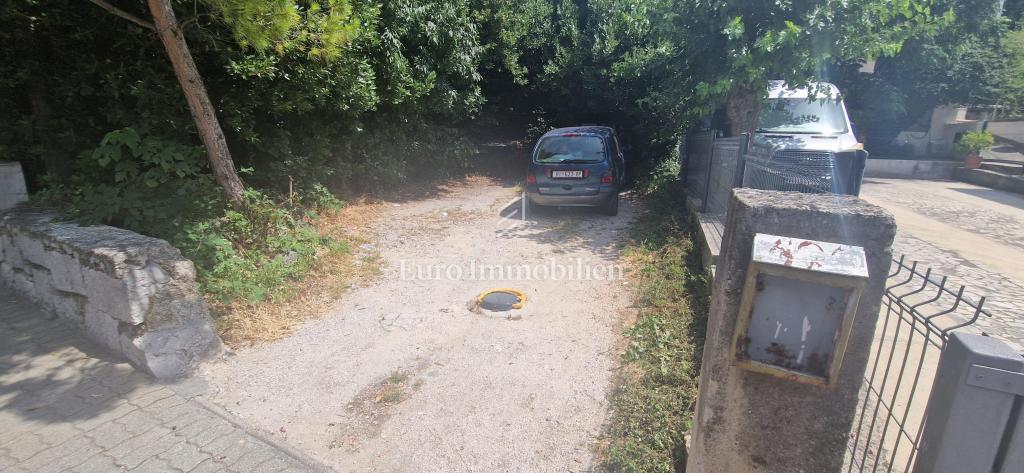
[0, 287, 320, 473]
[860, 178, 1024, 351]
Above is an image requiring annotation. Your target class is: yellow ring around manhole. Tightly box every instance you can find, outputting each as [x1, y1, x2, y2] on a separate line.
[477, 288, 527, 309]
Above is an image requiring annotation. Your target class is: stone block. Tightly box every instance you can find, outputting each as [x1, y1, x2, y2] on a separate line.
[83, 267, 132, 323]
[28, 265, 54, 300]
[0, 208, 222, 378]
[0, 261, 12, 282]
[0, 234, 21, 267]
[47, 290, 86, 326]
[10, 266, 33, 296]
[46, 252, 87, 295]
[0, 161, 28, 210]
[83, 302, 124, 351]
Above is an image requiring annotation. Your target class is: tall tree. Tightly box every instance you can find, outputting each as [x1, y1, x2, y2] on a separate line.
[87, 0, 360, 204]
[661, 0, 945, 135]
[146, 0, 244, 204]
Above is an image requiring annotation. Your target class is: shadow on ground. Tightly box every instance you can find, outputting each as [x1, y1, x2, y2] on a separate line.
[0, 288, 152, 426]
[949, 186, 1024, 211]
[345, 141, 530, 204]
[493, 192, 635, 262]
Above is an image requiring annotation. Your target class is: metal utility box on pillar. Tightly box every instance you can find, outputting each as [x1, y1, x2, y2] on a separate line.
[686, 189, 896, 473]
[733, 234, 868, 387]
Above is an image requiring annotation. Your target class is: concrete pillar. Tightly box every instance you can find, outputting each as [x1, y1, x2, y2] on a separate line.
[686, 189, 896, 473]
[0, 161, 29, 210]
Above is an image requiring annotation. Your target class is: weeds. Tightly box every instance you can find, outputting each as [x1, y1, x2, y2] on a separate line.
[181, 188, 350, 304]
[375, 370, 412, 405]
[40, 128, 375, 345]
[212, 199, 384, 346]
[603, 181, 710, 473]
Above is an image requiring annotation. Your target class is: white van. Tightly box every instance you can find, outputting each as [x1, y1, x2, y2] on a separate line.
[746, 80, 867, 195]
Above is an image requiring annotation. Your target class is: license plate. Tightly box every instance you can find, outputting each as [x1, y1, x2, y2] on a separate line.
[552, 170, 584, 178]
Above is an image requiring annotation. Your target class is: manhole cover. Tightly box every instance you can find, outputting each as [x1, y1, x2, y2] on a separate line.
[477, 289, 526, 311]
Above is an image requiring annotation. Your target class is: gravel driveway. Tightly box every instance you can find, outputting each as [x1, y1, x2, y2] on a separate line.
[201, 176, 637, 472]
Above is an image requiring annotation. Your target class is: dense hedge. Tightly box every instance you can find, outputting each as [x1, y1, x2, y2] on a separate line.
[2, 0, 1018, 304]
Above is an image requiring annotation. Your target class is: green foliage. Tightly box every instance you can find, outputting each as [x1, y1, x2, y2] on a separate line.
[36, 128, 221, 236]
[874, 31, 1018, 112]
[1004, 29, 1024, 112]
[203, 0, 361, 58]
[180, 189, 348, 303]
[836, 0, 1021, 153]
[39, 128, 349, 305]
[636, 151, 682, 196]
[954, 130, 995, 157]
[1, 0, 484, 193]
[605, 181, 709, 473]
[3, 0, 1002, 464]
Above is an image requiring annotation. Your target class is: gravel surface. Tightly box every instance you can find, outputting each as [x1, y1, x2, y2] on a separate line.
[201, 177, 637, 472]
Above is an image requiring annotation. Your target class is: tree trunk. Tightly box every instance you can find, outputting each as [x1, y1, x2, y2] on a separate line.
[146, 0, 245, 205]
[726, 82, 762, 136]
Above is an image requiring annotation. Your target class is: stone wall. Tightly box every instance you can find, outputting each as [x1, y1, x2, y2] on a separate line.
[0, 208, 221, 378]
[863, 159, 957, 180]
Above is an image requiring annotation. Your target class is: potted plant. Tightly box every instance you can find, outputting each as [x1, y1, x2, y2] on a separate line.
[954, 130, 994, 169]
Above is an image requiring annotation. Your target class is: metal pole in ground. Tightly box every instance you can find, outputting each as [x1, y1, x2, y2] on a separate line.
[522, 191, 527, 220]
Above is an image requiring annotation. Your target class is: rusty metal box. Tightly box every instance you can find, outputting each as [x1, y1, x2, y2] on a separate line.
[732, 233, 869, 387]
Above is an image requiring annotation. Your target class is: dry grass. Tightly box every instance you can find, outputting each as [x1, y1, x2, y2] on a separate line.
[375, 370, 412, 405]
[209, 174, 505, 347]
[212, 199, 385, 347]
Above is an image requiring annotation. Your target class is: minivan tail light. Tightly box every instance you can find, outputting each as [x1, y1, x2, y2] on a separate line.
[601, 171, 614, 184]
[527, 174, 537, 184]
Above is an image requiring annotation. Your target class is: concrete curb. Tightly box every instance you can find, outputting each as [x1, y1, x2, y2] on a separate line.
[994, 134, 1024, 151]
[863, 159, 957, 180]
[190, 395, 336, 472]
[953, 167, 1024, 196]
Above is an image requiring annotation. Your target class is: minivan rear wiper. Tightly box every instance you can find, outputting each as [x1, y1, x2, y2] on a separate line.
[555, 159, 600, 163]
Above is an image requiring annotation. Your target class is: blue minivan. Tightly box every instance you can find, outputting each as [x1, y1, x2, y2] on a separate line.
[525, 126, 625, 216]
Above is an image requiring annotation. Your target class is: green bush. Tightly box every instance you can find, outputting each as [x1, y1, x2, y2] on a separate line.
[179, 189, 348, 304]
[36, 128, 224, 238]
[954, 130, 995, 157]
[43, 128, 349, 306]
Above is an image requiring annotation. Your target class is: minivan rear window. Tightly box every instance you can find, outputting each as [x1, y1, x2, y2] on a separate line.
[535, 135, 607, 163]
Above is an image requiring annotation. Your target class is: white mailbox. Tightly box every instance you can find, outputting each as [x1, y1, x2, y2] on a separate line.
[732, 233, 869, 387]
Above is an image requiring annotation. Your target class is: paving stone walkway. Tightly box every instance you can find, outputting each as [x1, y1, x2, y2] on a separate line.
[861, 178, 1024, 352]
[889, 232, 1024, 352]
[0, 287, 323, 473]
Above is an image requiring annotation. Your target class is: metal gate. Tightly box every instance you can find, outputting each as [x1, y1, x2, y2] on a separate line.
[680, 132, 747, 214]
[845, 256, 996, 472]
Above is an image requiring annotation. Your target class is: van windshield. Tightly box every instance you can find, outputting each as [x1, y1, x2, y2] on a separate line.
[535, 135, 607, 163]
[757, 97, 849, 134]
